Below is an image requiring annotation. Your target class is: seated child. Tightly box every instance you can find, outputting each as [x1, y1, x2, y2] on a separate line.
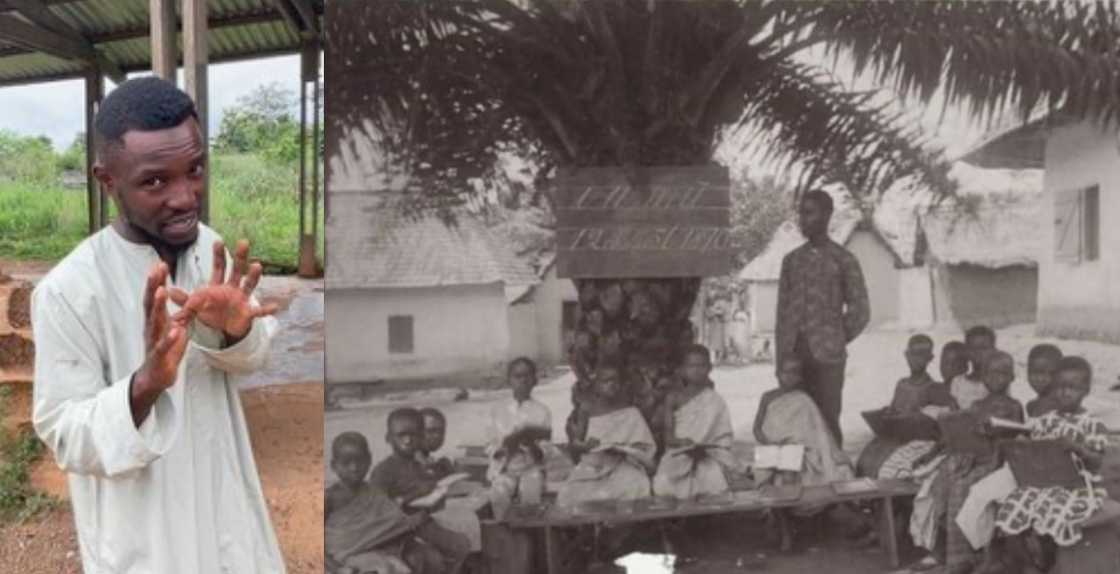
[753, 355, 855, 487]
[557, 363, 657, 508]
[753, 356, 855, 551]
[912, 351, 1023, 574]
[653, 344, 736, 499]
[995, 356, 1109, 574]
[418, 408, 457, 481]
[486, 358, 554, 515]
[940, 341, 970, 395]
[950, 326, 997, 410]
[858, 334, 957, 479]
[325, 431, 442, 574]
[370, 409, 472, 574]
[1024, 344, 1063, 418]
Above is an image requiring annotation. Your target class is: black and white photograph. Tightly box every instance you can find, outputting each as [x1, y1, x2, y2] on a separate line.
[320, 2, 1120, 574]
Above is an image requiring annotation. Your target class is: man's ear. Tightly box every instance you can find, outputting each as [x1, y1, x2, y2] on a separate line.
[92, 162, 117, 201]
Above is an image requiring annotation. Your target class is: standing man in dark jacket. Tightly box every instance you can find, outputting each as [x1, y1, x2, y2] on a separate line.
[775, 190, 870, 447]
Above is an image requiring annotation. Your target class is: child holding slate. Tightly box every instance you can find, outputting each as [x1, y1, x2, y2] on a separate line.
[324, 432, 445, 574]
[486, 358, 553, 516]
[994, 356, 1109, 574]
[419, 408, 457, 481]
[557, 363, 657, 508]
[370, 409, 472, 574]
[857, 334, 956, 479]
[754, 356, 854, 486]
[1025, 344, 1063, 418]
[653, 344, 736, 499]
[912, 351, 1023, 574]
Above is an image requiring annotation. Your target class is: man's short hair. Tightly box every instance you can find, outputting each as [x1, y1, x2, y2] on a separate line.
[1056, 356, 1093, 381]
[418, 407, 446, 426]
[94, 76, 197, 156]
[331, 431, 370, 458]
[682, 344, 712, 366]
[802, 189, 834, 214]
[386, 408, 423, 431]
[964, 325, 996, 345]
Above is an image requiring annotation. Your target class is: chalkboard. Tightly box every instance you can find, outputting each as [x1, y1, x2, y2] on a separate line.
[552, 166, 736, 278]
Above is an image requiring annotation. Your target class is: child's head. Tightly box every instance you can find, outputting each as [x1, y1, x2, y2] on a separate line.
[331, 432, 372, 489]
[419, 407, 447, 454]
[940, 341, 969, 382]
[776, 356, 804, 389]
[1052, 356, 1092, 414]
[680, 344, 713, 386]
[385, 408, 424, 458]
[982, 350, 1015, 395]
[594, 363, 624, 401]
[1027, 344, 1063, 398]
[905, 334, 935, 375]
[508, 357, 538, 402]
[964, 326, 997, 375]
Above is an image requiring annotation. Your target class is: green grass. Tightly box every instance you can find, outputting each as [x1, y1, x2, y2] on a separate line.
[0, 386, 55, 524]
[0, 153, 324, 271]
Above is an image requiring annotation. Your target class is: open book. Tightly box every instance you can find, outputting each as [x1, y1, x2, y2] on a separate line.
[753, 444, 804, 472]
[671, 443, 725, 458]
[406, 472, 472, 509]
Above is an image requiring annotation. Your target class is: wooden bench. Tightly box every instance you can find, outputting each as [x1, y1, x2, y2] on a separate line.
[495, 479, 920, 574]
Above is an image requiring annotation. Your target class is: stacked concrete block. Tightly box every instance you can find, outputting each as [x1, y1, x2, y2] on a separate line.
[0, 269, 34, 433]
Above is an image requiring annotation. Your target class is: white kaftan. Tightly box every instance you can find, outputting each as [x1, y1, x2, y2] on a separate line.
[31, 224, 285, 574]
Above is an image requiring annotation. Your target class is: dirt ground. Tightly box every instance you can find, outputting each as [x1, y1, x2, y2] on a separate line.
[0, 269, 325, 574]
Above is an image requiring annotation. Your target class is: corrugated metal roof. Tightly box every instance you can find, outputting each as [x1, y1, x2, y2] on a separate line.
[0, 0, 321, 87]
[327, 192, 541, 290]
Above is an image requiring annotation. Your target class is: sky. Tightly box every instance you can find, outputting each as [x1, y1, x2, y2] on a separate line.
[0, 54, 300, 150]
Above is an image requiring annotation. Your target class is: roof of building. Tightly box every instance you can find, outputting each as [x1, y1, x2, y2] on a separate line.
[327, 192, 540, 290]
[0, 0, 321, 88]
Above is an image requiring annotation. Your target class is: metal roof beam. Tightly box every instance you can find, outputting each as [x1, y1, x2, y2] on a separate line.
[265, 0, 302, 38]
[288, 0, 318, 38]
[7, 0, 124, 83]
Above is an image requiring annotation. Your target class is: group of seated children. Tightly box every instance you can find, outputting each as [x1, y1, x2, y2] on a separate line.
[325, 408, 472, 574]
[858, 325, 1113, 574]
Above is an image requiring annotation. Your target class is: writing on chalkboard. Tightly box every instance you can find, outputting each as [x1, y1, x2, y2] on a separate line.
[553, 166, 735, 278]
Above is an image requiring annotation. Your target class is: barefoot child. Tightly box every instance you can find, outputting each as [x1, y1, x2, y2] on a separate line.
[557, 363, 657, 508]
[754, 356, 855, 551]
[1025, 344, 1063, 418]
[858, 334, 956, 479]
[486, 358, 553, 515]
[995, 356, 1109, 574]
[419, 408, 457, 480]
[370, 409, 472, 574]
[653, 344, 736, 498]
[923, 351, 1024, 574]
[325, 432, 441, 574]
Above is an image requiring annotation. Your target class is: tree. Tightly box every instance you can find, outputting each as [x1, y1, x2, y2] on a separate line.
[215, 83, 301, 164]
[0, 130, 58, 185]
[58, 133, 86, 173]
[326, 0, 1120, 446]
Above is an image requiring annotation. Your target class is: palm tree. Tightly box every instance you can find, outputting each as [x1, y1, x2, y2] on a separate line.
[324, 0, 1120, 442]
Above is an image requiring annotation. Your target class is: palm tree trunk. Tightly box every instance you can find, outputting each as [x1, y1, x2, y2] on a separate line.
[565, 276, 702, 451]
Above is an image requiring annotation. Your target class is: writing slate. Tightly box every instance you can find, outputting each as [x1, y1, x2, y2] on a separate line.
[1002, 439, 1085, 489]
[937, 410, 992, 455]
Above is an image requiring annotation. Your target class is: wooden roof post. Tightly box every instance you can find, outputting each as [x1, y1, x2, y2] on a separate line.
[183, 0, 209, 223]
[149, 0, 176, 82]
[84, 68, 103, 234]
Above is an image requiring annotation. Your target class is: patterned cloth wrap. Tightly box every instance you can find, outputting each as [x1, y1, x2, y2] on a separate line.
[994, 411, 1109, 546]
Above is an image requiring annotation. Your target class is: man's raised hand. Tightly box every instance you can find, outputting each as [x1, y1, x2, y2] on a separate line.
[170, 239, 279, 342]
[131, 263, 193, 426]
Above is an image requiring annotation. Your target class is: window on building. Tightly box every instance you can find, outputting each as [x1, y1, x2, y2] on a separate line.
[388, 315, 414, 354]
[1055, 184, 1100, 264]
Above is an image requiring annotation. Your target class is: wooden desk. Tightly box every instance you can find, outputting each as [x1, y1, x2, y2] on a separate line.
[501, 479, 920, 573]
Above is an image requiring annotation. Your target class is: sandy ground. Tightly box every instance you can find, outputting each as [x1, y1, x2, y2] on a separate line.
[0, 273, 325, 574]
[326, 322, 1120, 573]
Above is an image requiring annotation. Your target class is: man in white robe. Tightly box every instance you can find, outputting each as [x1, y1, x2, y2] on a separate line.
[31, 76, 286, 574]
